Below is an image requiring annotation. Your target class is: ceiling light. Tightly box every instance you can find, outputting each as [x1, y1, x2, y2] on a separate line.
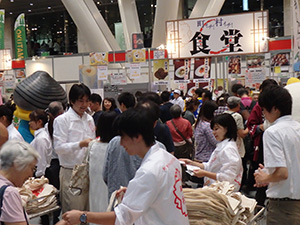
[9, 12, 13, 14]
[30, 3, 33, 6]
[28, 9, 31, 12]
[10, 0, 14, 2]
[48, 6, 51, 10]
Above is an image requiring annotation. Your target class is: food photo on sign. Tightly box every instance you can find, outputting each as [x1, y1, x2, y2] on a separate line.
[246, 56, 264, 70]
[228, 56, 241, 74]
[174, 59, 191, 81]
[153, 59, 169, 81]
[194, 57, 211, 79]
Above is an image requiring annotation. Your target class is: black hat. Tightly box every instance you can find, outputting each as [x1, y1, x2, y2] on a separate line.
[13, 71, 68, 111]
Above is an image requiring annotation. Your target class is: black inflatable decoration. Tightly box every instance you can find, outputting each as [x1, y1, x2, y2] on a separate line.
[13, 71, 68, 111]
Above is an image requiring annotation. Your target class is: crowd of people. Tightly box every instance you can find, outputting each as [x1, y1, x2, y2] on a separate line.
[0, 78, 299, 225]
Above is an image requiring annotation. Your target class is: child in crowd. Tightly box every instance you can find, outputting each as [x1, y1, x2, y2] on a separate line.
[29, 109, 52, 178]
[181, 113, 243, 191]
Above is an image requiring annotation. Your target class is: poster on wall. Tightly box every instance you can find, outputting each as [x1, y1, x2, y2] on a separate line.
[0, 49, 12, 70]
[132, 49, 146, 63]
[14, 69, 26, 79]
[193, 57, 211, 81]
[166, 11, 268, 59]
[132, 33, 144, 49]
[79, 65, 98, 89]
[110, 71, 127, 85]
[97, 66, 108, 80]
[89, 52, 109, 65]
[129, 63, 141, 79]
[246, 56, 264, 70]
[271, 53, 290, 73]
[174, 58, 191, 83]
[245, 70, 266, 89]
[153, 59, 169, 84]
[228, 56, 241, 74]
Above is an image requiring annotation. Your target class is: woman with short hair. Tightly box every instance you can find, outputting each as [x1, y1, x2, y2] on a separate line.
[0, 140, 39, 224]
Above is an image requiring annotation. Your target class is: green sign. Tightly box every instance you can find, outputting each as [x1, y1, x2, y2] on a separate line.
[0, 10, 4, 49]
[14, 13, 28, 59]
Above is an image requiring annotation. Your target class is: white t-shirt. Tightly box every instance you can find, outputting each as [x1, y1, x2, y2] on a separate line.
[263, 115, 300, 199]
[114, 143, 189, 225]
[171, 96, 185, 112]
[31, 127, 52, 177]
[203, 138, 243, 191]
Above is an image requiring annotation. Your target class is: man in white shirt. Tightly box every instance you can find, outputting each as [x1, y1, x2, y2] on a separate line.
[254, 85, 300, 225]
[53, 84, 96, 214]
[62, 106, 189, 225]
[171, 89, 185, 112]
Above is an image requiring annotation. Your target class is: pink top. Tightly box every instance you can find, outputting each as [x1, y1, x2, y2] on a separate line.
[0, 175, 28, 223]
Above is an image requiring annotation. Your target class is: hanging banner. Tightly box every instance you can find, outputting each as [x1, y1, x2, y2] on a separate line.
[132, 49, 146, 63]
[132, 33, 144, 49]
[89, 52, 108, 65]
[0, 10, 4, 49]
[166, 11, 268, 58]
[97, 66, 108, 80]
[129, 63, 141, 79]
[14, 13, 28, 59]
[193, 57, 211, 81]
[153, 59, 169, 84]
[174, 58, 191, 83]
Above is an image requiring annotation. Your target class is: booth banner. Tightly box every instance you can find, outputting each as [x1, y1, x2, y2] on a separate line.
[14, 13, 28, 59]
[228, 56, 241, 74]
[246, 56, 264, 71]
[110, 72, 127, 85]
[132, 49, 146, 63]
[89, 52, 108, 65]
[245, 70, 265, 89]
[174, 58, 191, 83]
[153, 59, 169, 81]
[166, 11, 268, 59]
[79, 65, 97, 89]
[97, 66, 108, 80]
[129, 63, 141, 79]
[193, 57, 211, 80]
[0, 10, 4, 49]
[0, 49, 12, 70]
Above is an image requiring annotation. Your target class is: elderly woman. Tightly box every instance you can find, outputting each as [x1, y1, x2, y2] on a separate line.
[0, 140, 39, 224]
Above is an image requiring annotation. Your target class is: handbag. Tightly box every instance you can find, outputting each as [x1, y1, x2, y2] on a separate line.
[69, 139, 97, 196]
[171, 120, 195, 160]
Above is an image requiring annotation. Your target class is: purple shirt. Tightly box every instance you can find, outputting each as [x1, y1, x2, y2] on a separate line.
[0, 175, 28, 223]
[194, 120, 217, 162]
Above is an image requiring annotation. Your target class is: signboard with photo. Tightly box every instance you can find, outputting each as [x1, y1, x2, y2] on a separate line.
[174, 58, 191, 83]
[89, 52, 109, 65]
[153, 59, 169, 83]
[193, 57, 211, 80]
[110, 72, 127, 85]
[246, 56, 264, 70]
[132, 49, 146, 63]
[228, 56, 241, 74]
[166, 11, 268, 59]
[79, 65, 98, 89]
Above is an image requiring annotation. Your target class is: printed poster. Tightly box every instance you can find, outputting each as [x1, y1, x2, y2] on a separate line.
[246, 56, 264, 70]
[97, 66, 108, 80]
[174, 58, 191, 83]
[110, 72, 127, 85]
[79, 65, 97, 89]
[129, 63, 141, 79]
[89, 52, 109, 65]
[153, 59, 169, 84]
[193, 57, 211, 80]
[228, 56, 241, 74]
[132, 49, 146, 63]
